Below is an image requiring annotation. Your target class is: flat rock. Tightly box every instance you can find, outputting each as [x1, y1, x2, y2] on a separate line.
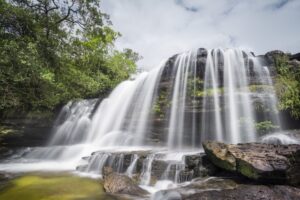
[153, 177, 300, 200]
[202, 141, 300, 185]
[183, 184, 300, 200]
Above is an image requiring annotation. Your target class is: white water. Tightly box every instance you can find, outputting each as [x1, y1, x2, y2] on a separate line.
[201, 49, 223, 142]
[168, 52, 196, 149]
[262, 133, 299, 145]
[126, 154, 139, 177]
[140, 154, 156, 185]
[0, 48, 284, 196]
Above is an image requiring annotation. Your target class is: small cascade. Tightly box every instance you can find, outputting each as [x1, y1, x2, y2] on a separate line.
[78, 151, 144, 176]
[83, 152, 110, 174]
[174, 163, 186, 183]
[140, 154, 156, 185]
[160, 162, 190, 183]
[23, 99, 97, 161]
[161, 163, 172, 180]
[49, 100, 97, 145]
[126, 154, 139, 177]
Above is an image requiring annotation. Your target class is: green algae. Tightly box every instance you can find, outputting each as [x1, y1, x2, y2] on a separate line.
[0, 173, 118, 200]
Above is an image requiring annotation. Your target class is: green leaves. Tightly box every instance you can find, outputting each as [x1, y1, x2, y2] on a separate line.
[274, 55, 300, 119]
[255, 121, 280, 135]
[0, 0, 139, 118]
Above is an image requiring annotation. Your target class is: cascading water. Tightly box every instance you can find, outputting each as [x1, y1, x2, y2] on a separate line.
[0, 48, 286, 193]
[201, 49, 257, 143]
[126, 154, 139, 177]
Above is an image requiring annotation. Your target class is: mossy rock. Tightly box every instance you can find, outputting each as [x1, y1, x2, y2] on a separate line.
[203, 141, 300, 185]
[0, 173, 118, 200]
[202, 141, 236, 172]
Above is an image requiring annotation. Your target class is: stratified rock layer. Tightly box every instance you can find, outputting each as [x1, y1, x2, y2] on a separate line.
[203, 141, 300, 185]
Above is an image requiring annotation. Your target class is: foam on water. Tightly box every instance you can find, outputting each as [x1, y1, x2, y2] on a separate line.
[261, 133, 299, 145]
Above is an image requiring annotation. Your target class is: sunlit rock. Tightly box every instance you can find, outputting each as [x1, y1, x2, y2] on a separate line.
[203, 141, 300, 185]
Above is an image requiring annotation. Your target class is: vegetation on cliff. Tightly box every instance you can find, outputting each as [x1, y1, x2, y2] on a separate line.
[0, 0, 139, 118]
[274, 54, 300, 119]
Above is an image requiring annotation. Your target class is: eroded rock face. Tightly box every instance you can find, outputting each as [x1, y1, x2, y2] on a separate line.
[103, 167, 148, 196]
[203, 141, 300, 185]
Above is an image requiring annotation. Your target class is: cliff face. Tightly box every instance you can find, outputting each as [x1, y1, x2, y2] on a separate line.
[0, 115, 54, 156]
[142, 49, 300, 144]
[1, 49, 300, 151]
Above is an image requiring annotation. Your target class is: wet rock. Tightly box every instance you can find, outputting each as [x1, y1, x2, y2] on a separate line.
[154, 177, 300, 200]
[290, 52, 300, 61]
[264, 50, 286, 64]
[184, 153, 218, 177]
[183, 184, 300, 200]
[75, 164, 87, 171]
[203, 141, 300, 185]
[80, 150, 150, 174]
[103, 167, 148, 196]
[0, 117, 53, 148]
[151, 160, 169, 178]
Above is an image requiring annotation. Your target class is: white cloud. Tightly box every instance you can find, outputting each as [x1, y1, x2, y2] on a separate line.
[101, 0, 300, 69]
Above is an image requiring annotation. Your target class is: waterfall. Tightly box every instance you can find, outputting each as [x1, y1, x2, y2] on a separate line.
[201, 49, 257, 143]
[0, 48, 283, 180]
[41, 48, 282, 149]
[49, 100, 97, 145]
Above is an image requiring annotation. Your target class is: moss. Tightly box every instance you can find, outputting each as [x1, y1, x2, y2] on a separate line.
[0, 126, 15, 136]
[152, 90, 170, 118]
[237, 159, 260, 180]
[255, 121, 280, 135]
[248, 85, 274, 93]
[0, 173, 118, 200]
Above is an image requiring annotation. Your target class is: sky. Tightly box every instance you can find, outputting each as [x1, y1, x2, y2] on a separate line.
[101, 0, 300, 69]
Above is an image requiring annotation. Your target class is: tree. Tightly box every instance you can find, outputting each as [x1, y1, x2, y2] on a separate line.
[0, 0, 139, 118]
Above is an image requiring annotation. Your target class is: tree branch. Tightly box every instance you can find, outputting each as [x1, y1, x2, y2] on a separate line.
[54, 0, 77, 25]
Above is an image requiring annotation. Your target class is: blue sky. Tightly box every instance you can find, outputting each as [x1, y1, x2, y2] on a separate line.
[102, 0, 300, 69]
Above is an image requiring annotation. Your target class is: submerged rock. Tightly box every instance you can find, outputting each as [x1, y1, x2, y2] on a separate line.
[203, 141, 300, 185]
[103, 167, 148, 196]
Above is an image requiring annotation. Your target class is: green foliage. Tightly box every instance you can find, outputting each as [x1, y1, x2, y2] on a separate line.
[274, 55, 300, 119]
[152, 90, 170, 118]
[187, 77, 204, 98]
[0, 0, 138, 117]
[255, 121, 279, 135]
[248, 85, 274, 93]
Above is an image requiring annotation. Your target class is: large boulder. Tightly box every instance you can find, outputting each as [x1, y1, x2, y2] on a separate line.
[202, 141, 300, 185]
[103, 167, 148, 196]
